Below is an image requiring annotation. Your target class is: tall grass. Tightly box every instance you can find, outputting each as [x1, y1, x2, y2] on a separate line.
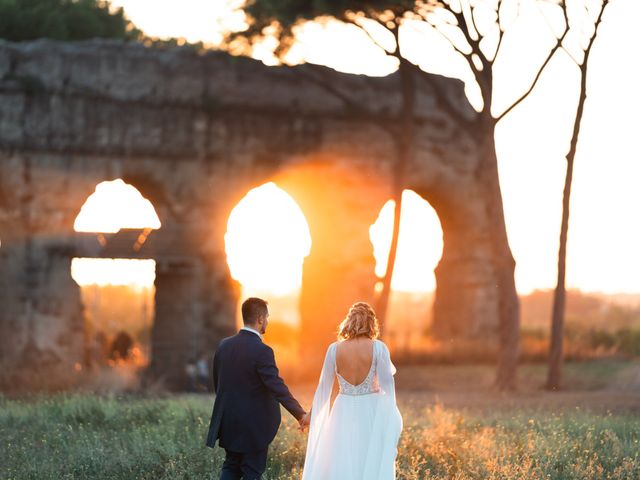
[1, 394, 639, 479]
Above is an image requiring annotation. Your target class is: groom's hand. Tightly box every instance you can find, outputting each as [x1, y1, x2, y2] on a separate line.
[298, 412, 311, 432]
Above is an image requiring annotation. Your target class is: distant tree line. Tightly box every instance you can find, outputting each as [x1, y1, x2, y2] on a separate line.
[521, 289, 640, 332]
[0, 0, 141, 42]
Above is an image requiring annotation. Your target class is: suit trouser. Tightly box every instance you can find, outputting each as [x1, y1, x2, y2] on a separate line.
[220, 448, 268, 480]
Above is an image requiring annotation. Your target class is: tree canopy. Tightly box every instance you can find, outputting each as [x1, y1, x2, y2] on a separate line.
[230, 0, 576, 124]
[0, 0, 141, 42]
[231, 0, 419, 58]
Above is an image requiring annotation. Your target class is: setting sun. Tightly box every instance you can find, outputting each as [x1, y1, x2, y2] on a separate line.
[370, 190, 444, 292]
[225, 182, 312, 297]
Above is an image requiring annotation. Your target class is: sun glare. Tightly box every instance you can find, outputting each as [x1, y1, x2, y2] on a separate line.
[74, 179, 161, 233]
[107, 0, 640, 296]
[225, 182, 312, 297]
[71, 258, 156, 289]
[72, 179, 161, 288]
[370, 190, 444, 292]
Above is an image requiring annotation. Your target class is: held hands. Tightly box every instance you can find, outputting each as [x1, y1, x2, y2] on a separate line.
[298, 411, 311, 432]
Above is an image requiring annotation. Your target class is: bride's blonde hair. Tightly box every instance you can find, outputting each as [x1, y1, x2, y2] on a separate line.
[337, 302, 379, 340]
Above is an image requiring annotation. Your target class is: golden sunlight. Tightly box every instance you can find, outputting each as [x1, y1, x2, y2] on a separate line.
[74, 179, 161, 233]
[225, 182, 311, 299]
[370, 190, 443, 292]
[108, 0, 640, 296]
[72, 179, 161, 288]
[71, 258, 156, 289]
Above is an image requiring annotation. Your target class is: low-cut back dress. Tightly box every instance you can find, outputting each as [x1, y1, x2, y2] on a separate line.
[301, 339, 403, 480]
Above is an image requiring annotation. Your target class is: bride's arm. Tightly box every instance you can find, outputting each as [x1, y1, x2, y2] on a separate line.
[301, 378, 335, 430]
[308, 343, 336, 422]
[376, 340, 397, 401]
[304, 343, 337, 460]
[330, 379, 339, 408]
[307, 378, 337, 417]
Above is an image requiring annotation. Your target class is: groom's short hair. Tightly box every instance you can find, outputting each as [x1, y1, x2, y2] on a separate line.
[242, 297, 268, 325]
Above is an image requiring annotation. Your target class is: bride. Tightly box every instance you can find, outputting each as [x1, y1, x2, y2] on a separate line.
[301, 302, 403, 480]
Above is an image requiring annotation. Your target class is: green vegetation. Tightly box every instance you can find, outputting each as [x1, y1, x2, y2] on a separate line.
[0, 0, 140, 42]
[2, 392, 639, 479]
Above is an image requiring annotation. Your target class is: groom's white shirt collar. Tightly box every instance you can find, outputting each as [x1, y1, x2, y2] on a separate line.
[240, 326, 263, 340]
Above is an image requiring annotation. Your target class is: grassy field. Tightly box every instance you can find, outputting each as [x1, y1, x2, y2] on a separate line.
[2, 362, 640, 479]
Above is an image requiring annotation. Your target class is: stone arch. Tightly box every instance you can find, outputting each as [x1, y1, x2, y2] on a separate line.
[411, 180, 500, 349]
[0, 40, 511, 389]
[216, 154, 392, 374]
[71, 177, 162, 370]
[66, 170, 237, 388]
[67, 169, 178, 233]
[0, 155, 236, 388]
[276, 160, 390, 367]
[210, 150, 390, 371]
[368, 189, 445, 352]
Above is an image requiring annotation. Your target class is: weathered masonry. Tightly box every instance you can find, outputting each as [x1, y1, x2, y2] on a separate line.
[0, 39, 498, 387]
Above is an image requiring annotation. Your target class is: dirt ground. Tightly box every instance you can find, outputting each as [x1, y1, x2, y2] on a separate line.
[289, 360, 640, 414]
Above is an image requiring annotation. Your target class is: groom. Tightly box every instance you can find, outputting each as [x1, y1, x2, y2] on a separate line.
[206, 297, 308, 479]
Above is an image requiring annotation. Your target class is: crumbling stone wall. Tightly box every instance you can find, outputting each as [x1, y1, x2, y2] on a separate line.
[0, 39, 498, 387]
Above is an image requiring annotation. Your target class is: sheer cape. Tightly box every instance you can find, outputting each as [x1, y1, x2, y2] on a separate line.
[302, 339, 402, 480]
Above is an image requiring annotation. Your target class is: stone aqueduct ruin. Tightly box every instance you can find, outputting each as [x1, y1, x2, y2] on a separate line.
[0, 40, 500, 386]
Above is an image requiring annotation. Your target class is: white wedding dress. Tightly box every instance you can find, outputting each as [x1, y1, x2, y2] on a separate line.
[302, 340, 403, 480]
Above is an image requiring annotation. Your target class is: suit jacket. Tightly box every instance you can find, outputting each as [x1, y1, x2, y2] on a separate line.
[206, 329, 305, 452]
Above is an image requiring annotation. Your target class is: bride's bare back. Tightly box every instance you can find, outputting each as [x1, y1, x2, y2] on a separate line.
[302, 303, 402, 480]
[335, 337, 374, 386]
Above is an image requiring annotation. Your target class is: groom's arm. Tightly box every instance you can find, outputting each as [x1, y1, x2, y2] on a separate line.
[212, 350, 219, 392]
[256, 345, 306, 421]
[212, 338, 227, 392]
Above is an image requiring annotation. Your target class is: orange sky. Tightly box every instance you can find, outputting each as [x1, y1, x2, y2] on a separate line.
[105, 0, 640, 295]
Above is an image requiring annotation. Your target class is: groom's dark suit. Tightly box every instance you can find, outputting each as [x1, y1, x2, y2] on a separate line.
[206, 329, 305, 479]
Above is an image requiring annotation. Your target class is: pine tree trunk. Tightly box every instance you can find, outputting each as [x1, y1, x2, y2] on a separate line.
[376, 58, 415, 333]
[546, 58, 585, 391]
[477, 117, 521, 391]
[546, 160, 572, 390]
[546, 0, 606, 390]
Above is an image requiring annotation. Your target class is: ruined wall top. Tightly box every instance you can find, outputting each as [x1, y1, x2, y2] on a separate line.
[0, 39, 481, 221]
[0, 39, 474, 122]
